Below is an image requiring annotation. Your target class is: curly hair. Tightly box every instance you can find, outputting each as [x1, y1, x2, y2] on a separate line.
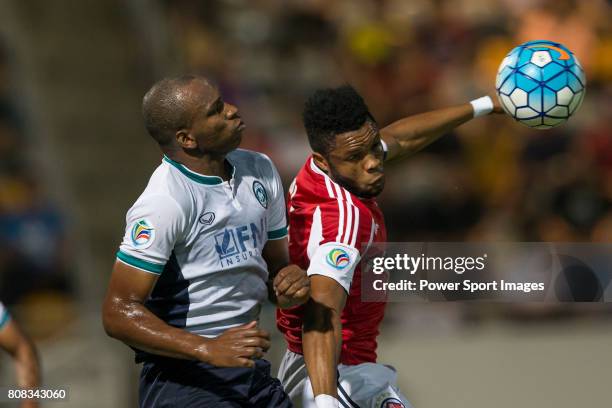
[303, 85, 372, 157]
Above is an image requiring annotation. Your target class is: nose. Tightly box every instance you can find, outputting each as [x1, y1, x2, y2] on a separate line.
[364, 153, 383, 173]
[225, 103, 239, 119]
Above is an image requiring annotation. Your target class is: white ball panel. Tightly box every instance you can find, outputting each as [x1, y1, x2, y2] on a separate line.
[569, 90, 584, 114]
[515, 107, 538, 119]
[520, 117, 543, 127]
[531, 50, 552, 67]
[547, 105, 569, 118]
[543, 116, 566, 126]
[557, 86, 573, 106]
[499, 94, 515, 115]
[510, 88, 528, 107]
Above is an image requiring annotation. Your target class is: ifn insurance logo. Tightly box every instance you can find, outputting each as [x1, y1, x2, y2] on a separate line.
[214, 218, 266, 267]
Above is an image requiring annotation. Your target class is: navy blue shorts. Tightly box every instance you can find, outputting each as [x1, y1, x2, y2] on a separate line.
[139, 356, 292, 407]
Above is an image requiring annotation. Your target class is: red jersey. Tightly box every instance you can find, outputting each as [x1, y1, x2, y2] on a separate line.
[276, 157, 387, 365]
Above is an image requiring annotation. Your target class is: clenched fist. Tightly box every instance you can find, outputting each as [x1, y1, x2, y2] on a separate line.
[273, 264, 310, 309]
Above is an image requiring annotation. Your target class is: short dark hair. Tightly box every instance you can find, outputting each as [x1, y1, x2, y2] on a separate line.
[142, 75, 208, 145]
[302, 85, 372, 156]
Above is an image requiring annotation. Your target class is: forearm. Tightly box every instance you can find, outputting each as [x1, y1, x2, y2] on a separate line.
[14, 341, 39, 390]
[382, 103, 474, 161]
[303, 303, 343, 398]
[103, 299, 208, 361]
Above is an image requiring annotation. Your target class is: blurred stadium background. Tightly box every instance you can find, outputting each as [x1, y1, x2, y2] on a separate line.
[0, 0, 611, 406]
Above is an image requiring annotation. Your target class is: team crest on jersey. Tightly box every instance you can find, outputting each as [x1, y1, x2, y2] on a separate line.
[131, 219, 155, 248]
[252, 180, 268, 209]
[326, 248, 350, 270]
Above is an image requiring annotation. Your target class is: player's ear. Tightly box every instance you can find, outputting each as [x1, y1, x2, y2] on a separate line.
[312, 152, 330, 174]
[175, 129, 197, 149]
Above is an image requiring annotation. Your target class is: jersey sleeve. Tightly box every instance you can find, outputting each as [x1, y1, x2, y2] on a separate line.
[0, 302, 10, 329]
[264, 157, 288, 240]
[306, 196, 363, 292]
[117, 194, 186, 275]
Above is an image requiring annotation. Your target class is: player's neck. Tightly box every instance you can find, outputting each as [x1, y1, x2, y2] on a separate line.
[165, 150, 233, 181]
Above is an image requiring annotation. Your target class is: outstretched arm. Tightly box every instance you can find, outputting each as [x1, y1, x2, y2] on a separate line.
[381, 95, 503, 162]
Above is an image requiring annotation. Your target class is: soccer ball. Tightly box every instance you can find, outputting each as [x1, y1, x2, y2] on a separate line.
[495, 40, 586, 129]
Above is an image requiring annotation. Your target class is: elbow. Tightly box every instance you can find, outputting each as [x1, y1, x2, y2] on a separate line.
[102, 298, 127, 340]
[101, 308, 117, 339]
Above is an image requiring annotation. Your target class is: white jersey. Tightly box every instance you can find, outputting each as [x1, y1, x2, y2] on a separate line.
[117, 149, 287, 339]
[0, 302, 9, 329]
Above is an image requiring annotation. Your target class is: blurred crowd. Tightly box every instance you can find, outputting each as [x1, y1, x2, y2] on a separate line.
[162, 0, 612, 248]
[0, 39, 74, 338]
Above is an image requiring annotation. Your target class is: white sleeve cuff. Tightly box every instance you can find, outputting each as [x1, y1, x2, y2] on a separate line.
[380, 139, 388, 153]
[315, 394, 340, 408]
[307, 242, 360, 293]
[470, 96, 494, 118]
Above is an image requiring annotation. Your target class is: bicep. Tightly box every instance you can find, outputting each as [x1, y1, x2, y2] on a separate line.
[105, 260, 159, 306]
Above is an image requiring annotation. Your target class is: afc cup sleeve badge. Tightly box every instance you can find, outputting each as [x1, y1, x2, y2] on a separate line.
[131, 219, 155, 249]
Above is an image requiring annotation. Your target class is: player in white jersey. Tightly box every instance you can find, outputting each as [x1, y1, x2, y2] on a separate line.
[102, 75, 309, 407]
[0, 302, 40, 408]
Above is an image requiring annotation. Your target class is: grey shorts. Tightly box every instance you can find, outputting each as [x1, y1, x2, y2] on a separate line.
[277, 349, 308, 402]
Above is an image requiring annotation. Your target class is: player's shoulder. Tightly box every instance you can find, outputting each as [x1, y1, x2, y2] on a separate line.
[293, 158, 349, 206]
[131, 161, 191, 216]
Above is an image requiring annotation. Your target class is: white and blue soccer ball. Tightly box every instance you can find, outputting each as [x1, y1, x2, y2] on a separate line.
[496, 40, 586, 129]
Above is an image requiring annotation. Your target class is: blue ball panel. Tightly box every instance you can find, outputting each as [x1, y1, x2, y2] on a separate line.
[496, 66, 514, 86]
[545, 72, 568, 91]
[499, 75, 516, 95]
[528, 87, 543, 112]
[516, 74, 538, 92]
[519, 63, 543, 81]
[567, 71, 584, 92]
[504, 48, 521, 68]
[541, 62, 565, 81]
[517, 48, 534, 67]
[542, 87, 557, 112]
[569, 64, 586, 86]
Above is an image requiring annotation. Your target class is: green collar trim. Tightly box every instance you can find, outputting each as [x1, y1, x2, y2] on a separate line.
[163, 155, 234, 185]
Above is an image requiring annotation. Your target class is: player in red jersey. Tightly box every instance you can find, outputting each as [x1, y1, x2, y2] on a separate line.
[276, 85, 502, 407]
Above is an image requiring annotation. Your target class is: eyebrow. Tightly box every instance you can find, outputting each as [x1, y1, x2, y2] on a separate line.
[206, 97, 222, 115]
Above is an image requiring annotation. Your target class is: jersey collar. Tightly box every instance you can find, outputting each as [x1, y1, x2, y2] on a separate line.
[163, 155, 235, 185]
